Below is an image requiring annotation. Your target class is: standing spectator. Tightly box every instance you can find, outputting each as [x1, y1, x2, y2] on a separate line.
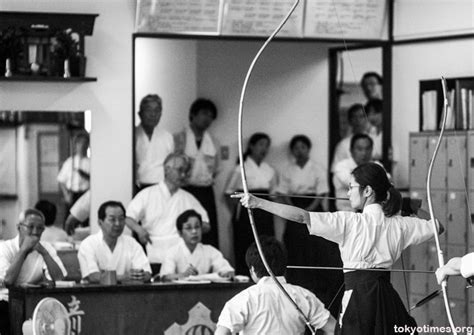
[135, 94, 174, 191]
[360, 71, 383, 101]
[278, 135, 342, 310]
[57, 132, 90, 208]
[225, 132, 276, 275]
[174, 98, 219, 247]
[333, 134, 373, 211]
[331, 103, 371, 171]
[366, 98, 383, 161]
[34, 200, 68, 244]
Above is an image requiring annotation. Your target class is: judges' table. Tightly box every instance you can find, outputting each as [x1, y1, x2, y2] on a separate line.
[9, 281, 250, 335]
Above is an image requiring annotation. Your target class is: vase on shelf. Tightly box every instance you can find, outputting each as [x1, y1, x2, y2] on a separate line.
[63, 59, 71, 78]
[5, 58, 12, 77]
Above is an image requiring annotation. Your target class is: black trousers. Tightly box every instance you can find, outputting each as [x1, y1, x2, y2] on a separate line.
[337, 270, 417, 335]
[0, 300, 10, 335]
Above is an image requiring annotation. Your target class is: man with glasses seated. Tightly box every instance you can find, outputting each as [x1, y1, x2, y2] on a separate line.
[160, 210, 233, 282]
[0, 209, 67, 335]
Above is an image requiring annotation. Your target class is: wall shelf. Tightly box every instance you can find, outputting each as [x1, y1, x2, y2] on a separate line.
[0, 11, 98, 79]
[0, 76, 97, 82]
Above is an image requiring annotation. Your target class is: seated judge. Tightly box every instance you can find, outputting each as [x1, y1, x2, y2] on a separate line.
[160, 210, 234, 281]
[126, 153, 209, 265]
[0, 209, 67, 288]
[0, 209, 67, 335]
[78, 201, 151, 284]
[216, 236, 336, 335]
[34, 200, 69, 244]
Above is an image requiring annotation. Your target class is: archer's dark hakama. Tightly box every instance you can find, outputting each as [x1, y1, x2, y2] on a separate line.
[337, 270, 417, 334]
[307, 204, 435, 334]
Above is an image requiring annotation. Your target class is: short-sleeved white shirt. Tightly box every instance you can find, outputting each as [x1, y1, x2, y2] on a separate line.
[70, 190, 90, 222]
[461, 252, 474, 278]
[57, 155, 90, 192]
[225, 157, 276, 193]
[0, 236, 67, 301]
[135, 124, 174, 185]
[78, 231, 151, 278]
[277, 159, 329, 195]
[308, 204, 435, 270]
[217, 276, 330, 335]
[160, 238, 233, 276]
[126, 182, 209, 263]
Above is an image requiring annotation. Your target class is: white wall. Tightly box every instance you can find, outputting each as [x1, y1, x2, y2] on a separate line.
[0, 0, 135, 234]
[134, 38, 197, 131]
[392, 39, 474, 187]
[394, 0, 474, 39]
[135, 39, 330, 259]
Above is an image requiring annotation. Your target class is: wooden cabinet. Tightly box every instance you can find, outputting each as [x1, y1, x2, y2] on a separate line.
[408, 130, 473, 328]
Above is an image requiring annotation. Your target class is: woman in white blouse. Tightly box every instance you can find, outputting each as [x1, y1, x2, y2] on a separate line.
[278, 135, 342, 312]
[225, 132, 276, 276]
[233, 162, 440, 334]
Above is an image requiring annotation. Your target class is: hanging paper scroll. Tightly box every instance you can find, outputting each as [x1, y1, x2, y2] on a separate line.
[136, 0, 222, 35]
[221, 0, 304, 37]
[304, 0, 388, 40]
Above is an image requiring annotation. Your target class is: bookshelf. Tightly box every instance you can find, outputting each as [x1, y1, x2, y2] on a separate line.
[420, 76, 474, 132]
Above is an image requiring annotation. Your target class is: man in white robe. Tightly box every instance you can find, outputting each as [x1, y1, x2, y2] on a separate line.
[126, 153, 209, 265]
[135, 94, 174, 189]
[79, 201, 151, 283]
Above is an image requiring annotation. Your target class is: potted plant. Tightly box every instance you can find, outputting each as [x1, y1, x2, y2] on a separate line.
[51, 28, 84, 77]
[0, 27, 23, 76]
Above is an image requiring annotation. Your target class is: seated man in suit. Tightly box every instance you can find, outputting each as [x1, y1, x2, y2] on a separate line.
[160, 209, 233, 281]
[0, 209, 67, 335]
[78, 201, 151, 284]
